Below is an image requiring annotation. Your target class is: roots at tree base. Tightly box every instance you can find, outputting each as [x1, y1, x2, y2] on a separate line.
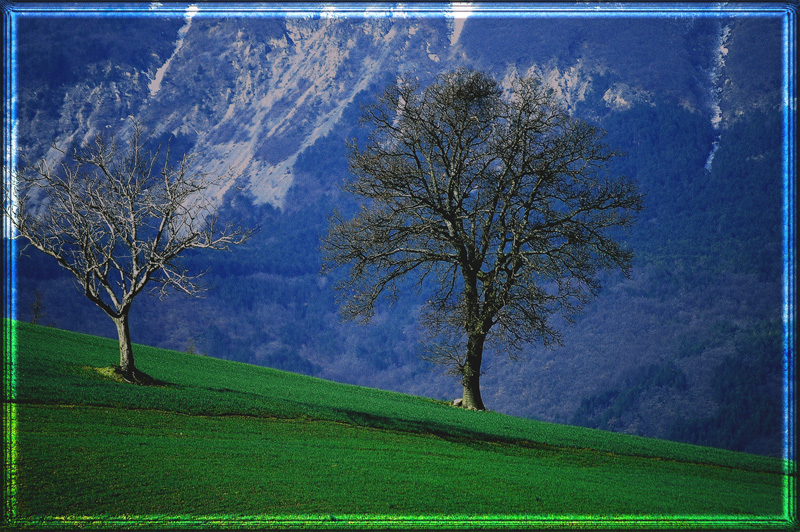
[111, 364, 159, 386]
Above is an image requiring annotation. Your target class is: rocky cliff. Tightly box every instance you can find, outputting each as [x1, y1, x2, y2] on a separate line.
[18, 7, 773, 207]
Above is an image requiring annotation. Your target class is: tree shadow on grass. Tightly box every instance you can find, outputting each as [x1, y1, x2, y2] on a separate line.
[322, 405, 567, 457]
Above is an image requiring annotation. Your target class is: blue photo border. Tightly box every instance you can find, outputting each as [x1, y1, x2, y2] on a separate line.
[2, 2, 796, 529]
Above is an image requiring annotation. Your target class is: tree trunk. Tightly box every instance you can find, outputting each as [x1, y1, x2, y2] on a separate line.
[114, 313, 135, 373]
[112, 311, 153, 384]
[461, 333, 486, 410]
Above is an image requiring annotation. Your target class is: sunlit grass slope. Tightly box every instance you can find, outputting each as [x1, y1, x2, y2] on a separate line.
[4, 320, 791, 528]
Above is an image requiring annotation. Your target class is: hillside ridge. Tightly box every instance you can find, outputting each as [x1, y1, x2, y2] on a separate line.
[6, 320, 784, 475]
[4, 319, 790, 523]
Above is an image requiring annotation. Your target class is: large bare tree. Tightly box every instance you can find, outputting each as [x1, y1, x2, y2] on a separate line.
[323, 69, 644, 410]
[4, 120, 254, 384]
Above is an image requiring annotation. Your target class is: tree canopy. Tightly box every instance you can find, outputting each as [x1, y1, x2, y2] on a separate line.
[5, 120, 254, 383]
[324, 69, 644, 410]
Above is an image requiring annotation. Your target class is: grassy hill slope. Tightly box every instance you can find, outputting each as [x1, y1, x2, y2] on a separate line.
[3, 321, 793, 529]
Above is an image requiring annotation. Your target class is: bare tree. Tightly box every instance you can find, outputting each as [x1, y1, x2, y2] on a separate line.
[4, 120, 254, 384]
[323, 69, 644, 410]
[29, 288, 46, 325]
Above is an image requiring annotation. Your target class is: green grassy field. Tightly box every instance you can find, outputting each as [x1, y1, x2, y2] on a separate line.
[2, 320, 794, 529]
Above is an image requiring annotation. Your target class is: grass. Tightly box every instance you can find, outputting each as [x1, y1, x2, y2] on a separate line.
[2, 320, 795, 529]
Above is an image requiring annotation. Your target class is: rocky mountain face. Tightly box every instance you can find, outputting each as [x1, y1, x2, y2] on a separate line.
[12, 7, 788, 456]
[18, 10, 741, 208]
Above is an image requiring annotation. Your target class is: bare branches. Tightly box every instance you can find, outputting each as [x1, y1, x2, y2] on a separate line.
[4, 118, 254, 320]
[323, 69, 644, 381]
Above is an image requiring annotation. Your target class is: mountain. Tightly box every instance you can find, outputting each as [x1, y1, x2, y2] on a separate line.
[9, 5, 789, 457]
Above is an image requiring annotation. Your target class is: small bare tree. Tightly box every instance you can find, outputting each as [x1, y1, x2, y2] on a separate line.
[29, 288, 46, 325]
[4, 120, 254, 383]
[323, 70, 644, 410]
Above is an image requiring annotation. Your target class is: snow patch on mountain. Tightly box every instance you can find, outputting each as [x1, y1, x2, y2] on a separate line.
[709, 23, 731, 131]
[515, 62, 593, 113]
[148, 5, 198, 97]
[705, 22, 731, 171]
[172, 17, 407, 208]
[426, 41, 440, 62]
[449, 2, 474, 45]
[603, 82, 653, 111]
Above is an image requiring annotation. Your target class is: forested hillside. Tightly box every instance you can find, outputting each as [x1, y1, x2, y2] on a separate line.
[9, 6, 789, 457]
